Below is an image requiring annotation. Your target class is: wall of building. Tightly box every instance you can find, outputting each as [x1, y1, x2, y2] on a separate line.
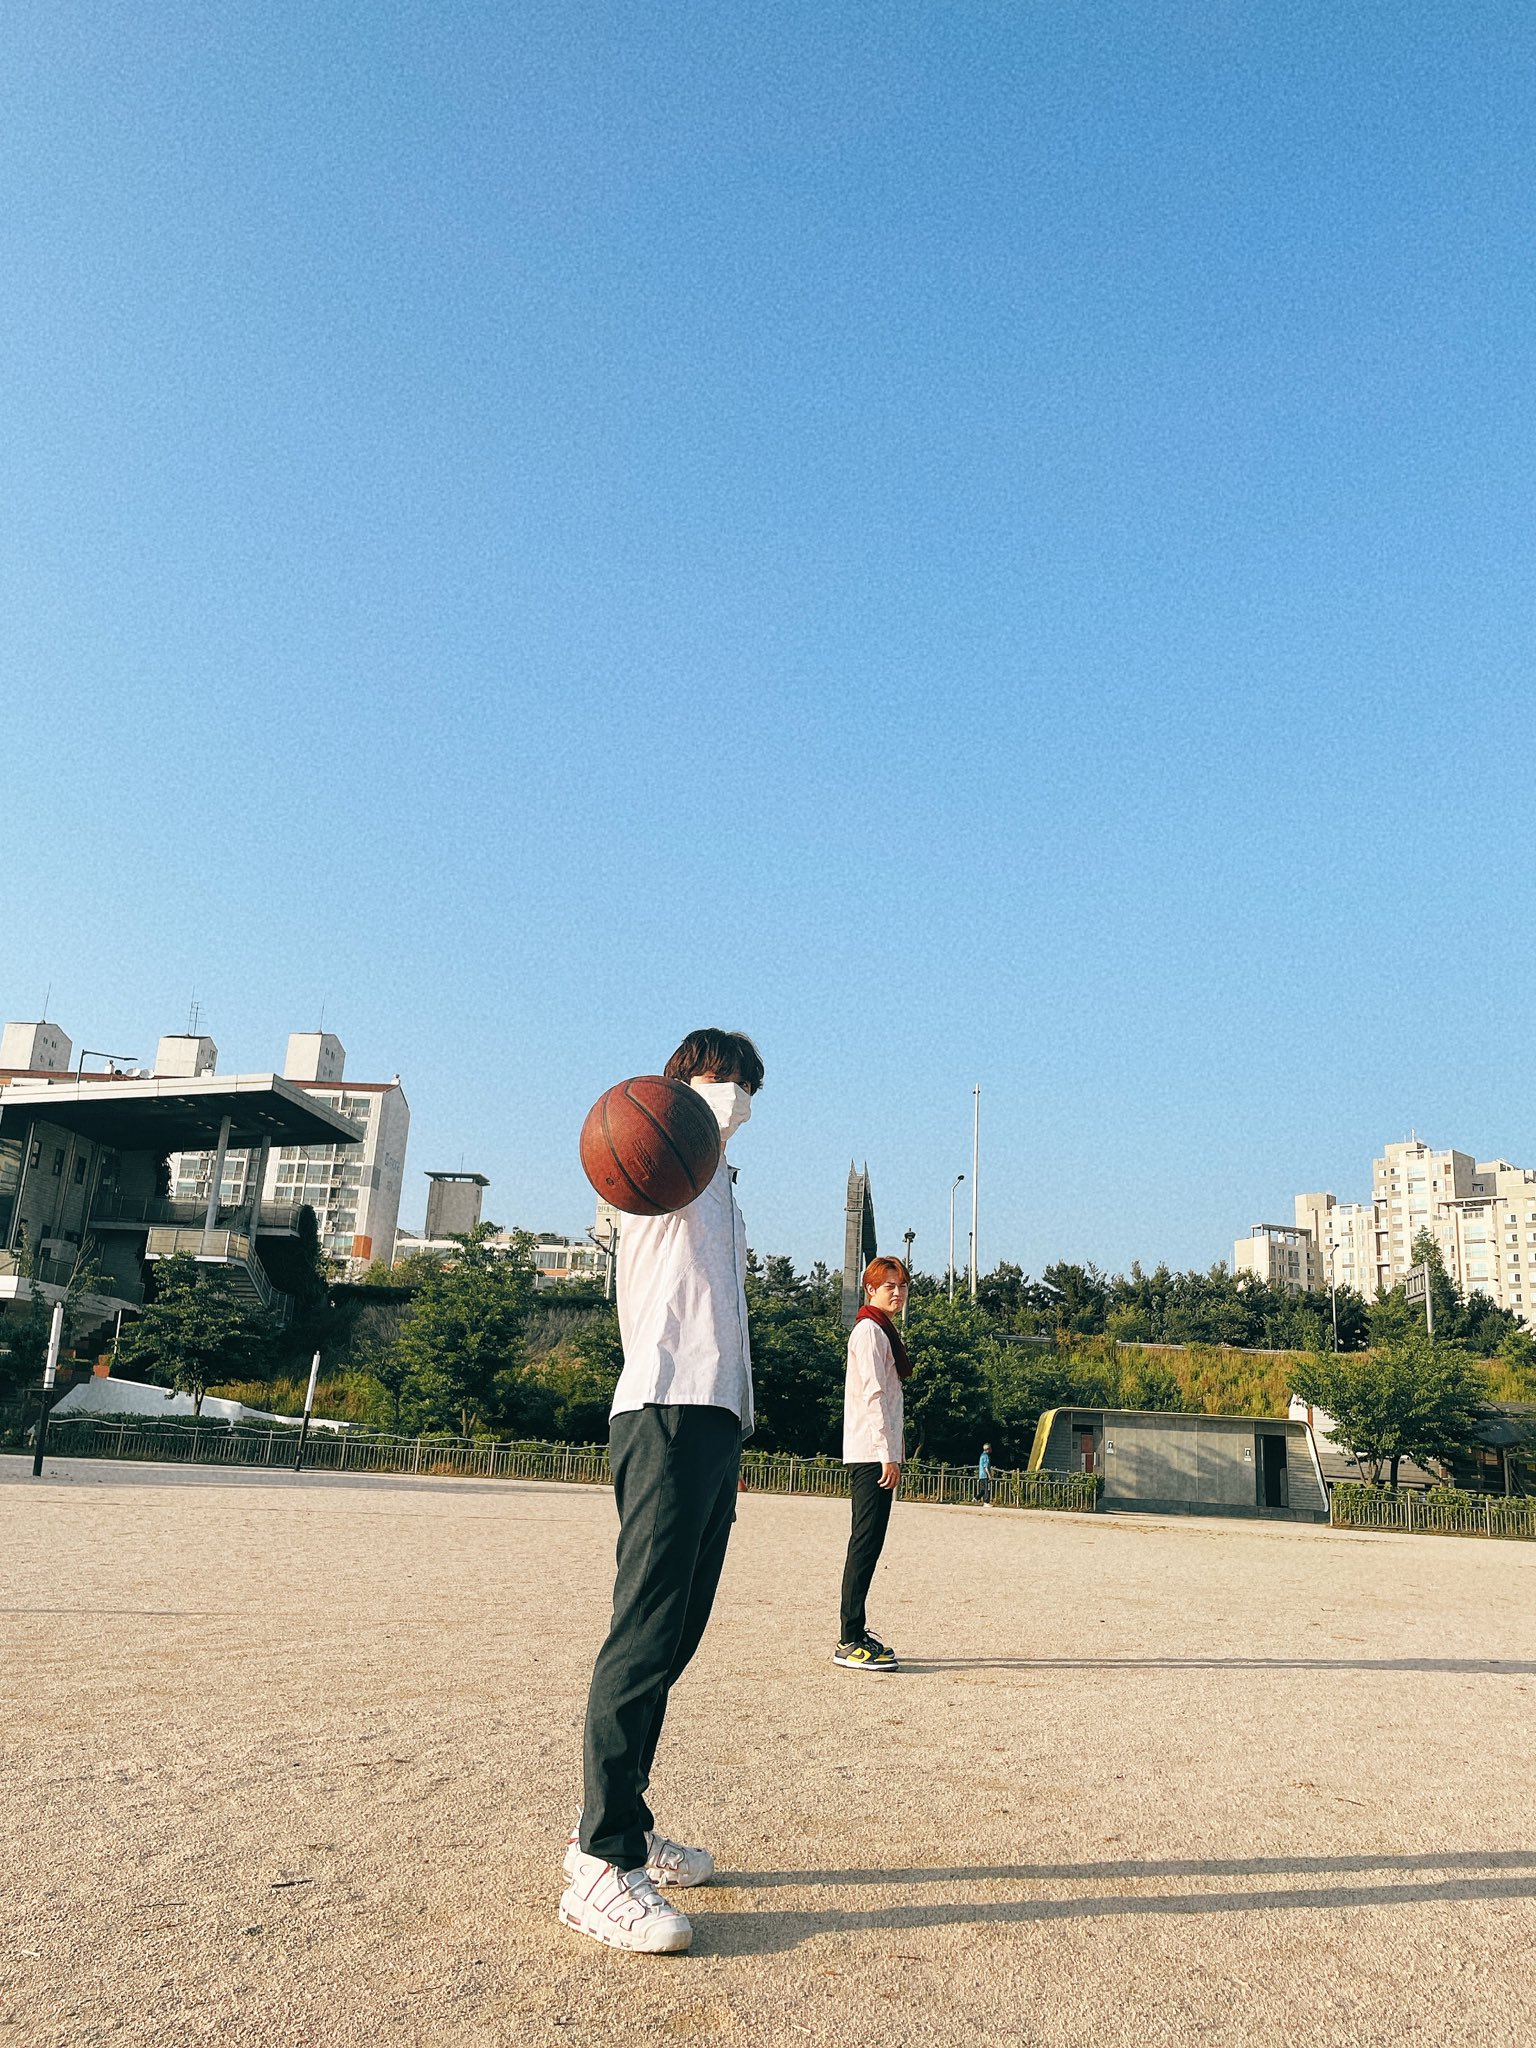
[1032, 1408, 1328, 1521]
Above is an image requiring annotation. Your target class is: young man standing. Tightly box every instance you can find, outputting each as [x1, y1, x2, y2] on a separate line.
[834, 1256, 910, 1673]
[559, 1028, 764, 1954]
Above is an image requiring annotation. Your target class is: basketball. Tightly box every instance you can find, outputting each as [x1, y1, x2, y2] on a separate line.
[579, 1075, 722, 1216]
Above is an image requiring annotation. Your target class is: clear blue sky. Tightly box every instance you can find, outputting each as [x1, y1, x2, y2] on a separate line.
[5, 3, 1535, 1272]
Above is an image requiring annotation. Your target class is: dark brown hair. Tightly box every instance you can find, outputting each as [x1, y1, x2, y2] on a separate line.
[863, 1256, 910, 1292]
[663, 1029, 765, 1095]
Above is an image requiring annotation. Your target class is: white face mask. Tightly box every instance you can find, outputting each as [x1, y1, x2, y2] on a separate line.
[691, 1078, 753, 1144]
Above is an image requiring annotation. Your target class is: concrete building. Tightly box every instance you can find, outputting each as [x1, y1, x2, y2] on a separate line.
[0, 1056, 361, 1343]
[1232, 1222, 1318, 1294]
[170, 1031, 409, 1274]
[387, 1225, 605, 1289]
[532, 1238, 604, 1285]
[1247, 1134, 1536, 1325]
[423, 1171, 488, 1240]
[0, 1020, 73, 1073]
[1364, 1137, 1536, 1320]
[1293, 1192, 1375, 1295]
[1029, 1406, 1329, 1522]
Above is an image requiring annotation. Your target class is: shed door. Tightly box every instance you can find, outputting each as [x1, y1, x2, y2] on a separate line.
[1078, 1428, 1097, 1474]
[1260, 1434, 1288, 1509]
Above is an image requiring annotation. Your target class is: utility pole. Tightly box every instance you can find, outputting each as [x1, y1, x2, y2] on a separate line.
[948, 1176, 964, 1302]
[969, 1086, 980, 1300]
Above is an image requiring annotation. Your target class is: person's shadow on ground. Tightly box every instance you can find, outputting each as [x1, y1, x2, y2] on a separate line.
[692, 1849, 1536, 1955]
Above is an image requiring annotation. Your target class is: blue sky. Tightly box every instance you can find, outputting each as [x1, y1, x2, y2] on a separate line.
[4, 3, 1535, 1272]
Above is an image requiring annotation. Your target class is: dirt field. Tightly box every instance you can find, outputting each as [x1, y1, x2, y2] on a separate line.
[2, 1455, 1533, 2048]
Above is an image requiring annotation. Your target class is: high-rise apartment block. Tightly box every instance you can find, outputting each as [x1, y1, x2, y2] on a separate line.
[1292, 1192, 1375, 1297]
[1242, 1134, 1536, 1323]
[170, 1030, 409, 1273]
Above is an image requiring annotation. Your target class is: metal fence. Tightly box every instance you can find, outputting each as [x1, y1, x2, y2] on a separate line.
[1330, 1486, 1536, 1540]
[32, 1417, 1099, 1513]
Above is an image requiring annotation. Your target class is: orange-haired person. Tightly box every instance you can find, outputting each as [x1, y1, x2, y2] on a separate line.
[834, 1256, 910, 1672]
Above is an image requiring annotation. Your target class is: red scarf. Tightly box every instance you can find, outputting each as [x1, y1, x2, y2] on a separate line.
[856, 1304, 912, 1382]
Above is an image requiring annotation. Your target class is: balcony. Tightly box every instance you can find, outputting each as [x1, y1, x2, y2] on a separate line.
[0, 1248, 142, 1318]
[0, 1248, 85, 1289]
[90, 1197, 305, 1236]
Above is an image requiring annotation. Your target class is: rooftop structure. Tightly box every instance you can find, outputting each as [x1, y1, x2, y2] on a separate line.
[424, 1171, 489, 1241]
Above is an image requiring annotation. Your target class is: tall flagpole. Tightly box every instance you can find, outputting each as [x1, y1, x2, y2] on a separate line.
[969, 1086, 980, 1299]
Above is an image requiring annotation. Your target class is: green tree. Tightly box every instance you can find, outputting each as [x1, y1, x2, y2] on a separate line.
[743, 1255, 844, 1454]
[393, 1223, 541, 1433]
[115, 1254, 273, 1413]
[904, 1294, 994, 1462]
[525, 1311, 622, 1442]
[1291, 1333, 1495, 1487]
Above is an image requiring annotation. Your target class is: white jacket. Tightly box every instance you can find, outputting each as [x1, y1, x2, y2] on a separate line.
[610, 1154, 753, 1431]
[842, 1315, 904, 1465]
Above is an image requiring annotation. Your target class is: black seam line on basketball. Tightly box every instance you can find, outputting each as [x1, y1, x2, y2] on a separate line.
[601, 1092, 660, 1213]
[622, 1083, 713, 1196]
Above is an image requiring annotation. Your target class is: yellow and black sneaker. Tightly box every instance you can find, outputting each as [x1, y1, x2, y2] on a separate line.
[833, 1634, 899, 1672]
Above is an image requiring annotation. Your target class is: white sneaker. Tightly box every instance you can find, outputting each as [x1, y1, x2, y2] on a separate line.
[558, 1852, 692, 1952]
[565, 1823, 715, 1889]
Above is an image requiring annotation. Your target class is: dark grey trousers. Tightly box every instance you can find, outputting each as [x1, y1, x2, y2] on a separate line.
[580, 1403, 742, 1870]
[839, 1462, 894, 1642]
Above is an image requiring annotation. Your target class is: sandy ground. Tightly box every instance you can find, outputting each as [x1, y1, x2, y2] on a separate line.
[1, 1458, 1533, 2048]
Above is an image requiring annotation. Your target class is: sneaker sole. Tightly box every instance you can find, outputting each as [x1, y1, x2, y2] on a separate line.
[558, 1891, 691, 1953]
[832, 1655, 900, 1671]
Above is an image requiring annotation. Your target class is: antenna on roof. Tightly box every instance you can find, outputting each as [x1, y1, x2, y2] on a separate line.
[187, 993, 201, 1035]
[41, 982, 51, 1021]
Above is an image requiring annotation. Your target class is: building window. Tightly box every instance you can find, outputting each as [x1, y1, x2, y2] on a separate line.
[52, 1149, 64, 1176]
[73, 1156, 87, 1184]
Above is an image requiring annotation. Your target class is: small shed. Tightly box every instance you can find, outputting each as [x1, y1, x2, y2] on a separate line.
[1027, 1407, 1329, 1523]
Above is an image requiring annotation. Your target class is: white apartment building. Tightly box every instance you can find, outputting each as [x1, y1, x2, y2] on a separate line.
[1233, 1223, 1319, 1294]
[170, 1031, 409, 1273]
[1293, 1192, 1375, 1295]
[1268, 1136, 1536, 1325]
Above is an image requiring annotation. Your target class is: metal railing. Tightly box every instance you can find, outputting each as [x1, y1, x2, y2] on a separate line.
[1330, 1486, 1536, 1540]
[30, 1418, 1101, 1511]
[142, 1231, 283, 1316]
[91, 1198, 304, 1235]
[0, 1250, 86, 1288]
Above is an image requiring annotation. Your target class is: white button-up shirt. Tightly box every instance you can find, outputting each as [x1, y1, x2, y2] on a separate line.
[842, 1316, 904, 1464]
[610, 1153, 753, 1432]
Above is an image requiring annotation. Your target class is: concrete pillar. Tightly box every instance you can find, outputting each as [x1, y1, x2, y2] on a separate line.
[201, 1115, 232, 1253]
[247, 1137, 271, 1242]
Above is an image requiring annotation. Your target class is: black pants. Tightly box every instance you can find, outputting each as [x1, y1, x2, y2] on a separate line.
[580, 1403, 741, 1870]
[839, 1463, 894, 1643]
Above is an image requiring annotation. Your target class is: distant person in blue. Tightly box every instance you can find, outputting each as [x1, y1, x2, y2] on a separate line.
[977, 1443, 994, 1506]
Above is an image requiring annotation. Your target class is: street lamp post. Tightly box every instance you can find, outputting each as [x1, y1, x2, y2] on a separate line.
[901, 1228, 915, 1327]
[948, 1175, 965, 1302]
[970, 1086, 980, 1301]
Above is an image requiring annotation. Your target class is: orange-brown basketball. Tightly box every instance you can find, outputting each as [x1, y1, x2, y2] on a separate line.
[579, 1075, 722, 1216]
